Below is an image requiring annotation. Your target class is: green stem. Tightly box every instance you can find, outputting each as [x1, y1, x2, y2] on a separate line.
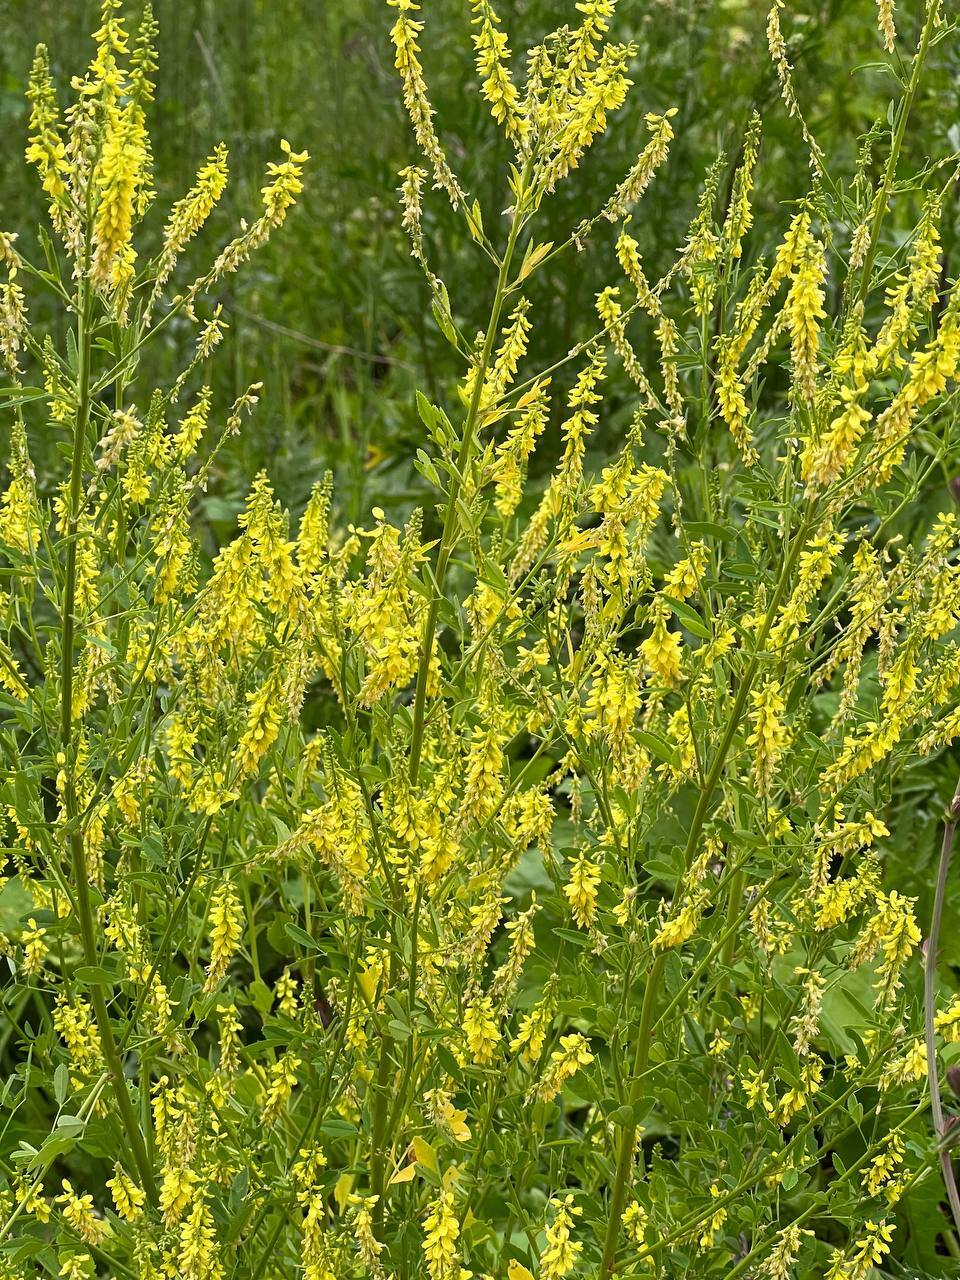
[407, 168, 530, 784]
[599, 508, 814, 1275]
[597, 950, 666, 1277]
[713, 860, 744, 1014]
[855, 0, 938, 307]
[60, 277, 157, 1205]
[370, 948, 402, 1222]
[924, 772, 960, 1233]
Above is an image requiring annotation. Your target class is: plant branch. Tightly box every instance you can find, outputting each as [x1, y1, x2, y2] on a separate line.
[924, 771, 960, 1234]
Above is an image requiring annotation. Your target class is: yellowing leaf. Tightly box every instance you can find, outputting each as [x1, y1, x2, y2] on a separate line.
[508, 1262, 535, 1280]
[412, 1136, 438, 1172]
[388, 1162, 418, 1186]
[519, 240, 553, 282]
[334, 1172, 355, 1213]
[358, 967, 378, 1003]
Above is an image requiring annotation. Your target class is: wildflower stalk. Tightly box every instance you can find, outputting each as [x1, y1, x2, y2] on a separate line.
[59, 273, 157, 1206]
[599, 506, 814, 1276]
[369, 950, 401, 1219]
[371, 161, 531, 1227]
[372, 155, 531, 1212]
[713, 860, 744, 1011]
[598, 947, 665, 1277]
[855, 0, 938, 304]
[407, 158, 531, 784]
[924, 771, 960, 1233]
[722, 1098, 929, 1280]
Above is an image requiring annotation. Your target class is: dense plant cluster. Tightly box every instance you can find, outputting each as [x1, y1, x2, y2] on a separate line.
[4, 2, 960, 1279]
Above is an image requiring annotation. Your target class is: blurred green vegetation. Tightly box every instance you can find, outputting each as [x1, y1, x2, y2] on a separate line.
[3, 7, 960, 908]
[4, 6, 960, 1268]
[3, 0, 959, 528]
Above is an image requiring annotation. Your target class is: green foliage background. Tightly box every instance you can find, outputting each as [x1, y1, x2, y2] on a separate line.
[3, 0, 956, 515]
[0, 0, 953, 1039]
[4, 2, 960, 1273]
[3, 0, 955, 903]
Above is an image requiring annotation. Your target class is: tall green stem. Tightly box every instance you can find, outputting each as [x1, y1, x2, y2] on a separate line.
[599, 509, 813, 1275]
[855, 0, 938, 307]
[408, 175, 529, 784]
[60, 277, 157, 1205]
[924, 773, 960, 1233]
[369, 173, 531, 1225]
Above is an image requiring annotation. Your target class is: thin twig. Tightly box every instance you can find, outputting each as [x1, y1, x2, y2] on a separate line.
[925, 772, 960, 1234]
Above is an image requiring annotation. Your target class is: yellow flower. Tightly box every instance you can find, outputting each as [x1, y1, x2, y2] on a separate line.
[653, 893, 705, 951]
[92, 102, 150, 293]
[747, 680, 789, 796]
[423, 1185, 461, 1280]
[388, 0, 462, 206]
[563, 853, 601, 929]
[160, 1165, 198, 1226]
[203, 881, 243, 993]
[235, 668, 284, 778]
[640, 599, 682, 687]
[531, 1032, 594, 1103]
[540, 1195, 582, 1280]
[25, 45, 70, 212]
[698, 1182, 727, 1250]
[20, 917, 47, 976]
[260, 1052, 301, 1124]
[785, 233, 826, 401]
[105, 1164, 144, 1222]
[470, 0, 523, 139]
[622, 1200, 647, 1245]
[463, 993, 500, 1064]
[153, 145, 229, 295]
[177, 1197, 223, 1280]
[56, 1180, 108, 1246]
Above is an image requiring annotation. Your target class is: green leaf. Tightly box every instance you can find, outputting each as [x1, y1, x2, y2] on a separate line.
[74, 965, 118, 987]
[636, 731, 678, 767]
[284, 921, 318, 951]
[53, 1064, 69, 1106]
[684, 521, 737, 542]
[0, 876, 33, 932]
[318, 1117, 358, 1139]
[660, 595, 711, 639]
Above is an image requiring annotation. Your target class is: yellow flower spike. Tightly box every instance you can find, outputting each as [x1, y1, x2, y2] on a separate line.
[470, 0, 524, 141]
[423, 1185, 462, 1280]
[563, 852, 601, 929]
[463, 992, 501, 1064]
[203, 881, 243, 993]
[25, 45, 70, 216]
[640, 599, 682, 688]
[747, 679, 790, 796]
[388, 0, 463, 207]
[55, 1180, 109, 1246]
[105, 1164, 145, 1223]
[529, 1032, 594, 1103]
[784, 231, 826, 402]
[91, 100, 150, 295]
[176, 1197, 222, 1280]
[653, 893, 706, 952]
[20, 917, 47, 976]
[540, 1195, 582, 1280]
